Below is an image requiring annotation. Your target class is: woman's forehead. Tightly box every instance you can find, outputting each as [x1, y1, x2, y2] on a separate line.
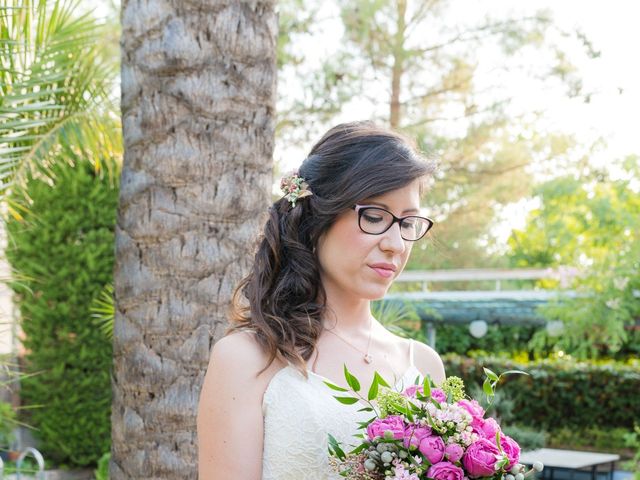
[360, 181, 422, 208]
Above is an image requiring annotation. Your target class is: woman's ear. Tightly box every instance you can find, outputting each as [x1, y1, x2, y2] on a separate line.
[314, 231, 326, 256]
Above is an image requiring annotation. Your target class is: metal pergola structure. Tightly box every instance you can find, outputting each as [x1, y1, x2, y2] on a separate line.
[383, 268, 579, 347]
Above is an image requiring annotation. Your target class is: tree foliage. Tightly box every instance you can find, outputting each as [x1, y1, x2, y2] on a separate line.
[508, 158, 640, 358]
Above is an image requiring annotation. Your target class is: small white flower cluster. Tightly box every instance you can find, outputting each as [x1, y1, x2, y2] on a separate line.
[448, 426, 478, 447]
[426, 401, 472, 425]
[420, 402, 476, 445]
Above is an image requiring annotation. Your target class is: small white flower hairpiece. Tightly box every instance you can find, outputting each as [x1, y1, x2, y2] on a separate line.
[280, 171, 313, 208]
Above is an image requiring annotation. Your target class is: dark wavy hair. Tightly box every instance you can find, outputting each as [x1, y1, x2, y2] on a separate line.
[226, 121, 436, 377]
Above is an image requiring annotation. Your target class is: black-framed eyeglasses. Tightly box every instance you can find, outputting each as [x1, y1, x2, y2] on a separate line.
[352, 204, 434, 241]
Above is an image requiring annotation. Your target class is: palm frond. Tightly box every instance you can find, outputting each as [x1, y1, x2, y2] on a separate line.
[0, 0, 121, 200]
[372, 299, 420, 338]
[90, 283, 114, 339]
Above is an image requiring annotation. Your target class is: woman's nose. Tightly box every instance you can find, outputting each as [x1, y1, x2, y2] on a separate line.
[380, 221, 406, 253]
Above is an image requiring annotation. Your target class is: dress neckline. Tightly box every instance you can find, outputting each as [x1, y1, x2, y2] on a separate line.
[261, 338, 422, 411]
[306, 363, 421, 390]
[305, 337, 419, 390]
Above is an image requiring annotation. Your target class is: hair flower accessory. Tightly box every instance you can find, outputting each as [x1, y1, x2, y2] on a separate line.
[280, 171, 313, 208]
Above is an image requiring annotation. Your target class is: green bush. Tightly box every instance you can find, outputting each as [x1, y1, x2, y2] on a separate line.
[0, 400, 17, 450]
[432, 323, 539, 357]
[502, 425, 545, 451]
[623, 425, 640, 475]
[444, 354, 640, 431]
[412, 320, 639, 360]
[546, 426, 631, 453]
[5, 160, 118, 466]
[94, 452, 110, 480]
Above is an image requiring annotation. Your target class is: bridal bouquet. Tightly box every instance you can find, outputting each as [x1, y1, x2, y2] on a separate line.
[326, 367, 543, 480]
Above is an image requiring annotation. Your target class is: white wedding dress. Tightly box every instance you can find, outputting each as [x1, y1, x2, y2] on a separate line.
[261, 338, 423, 480]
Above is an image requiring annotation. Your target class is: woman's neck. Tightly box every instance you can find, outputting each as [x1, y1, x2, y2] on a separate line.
[321, 284, 373, 336]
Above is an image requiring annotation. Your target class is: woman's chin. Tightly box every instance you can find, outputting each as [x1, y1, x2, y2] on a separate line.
[361, 285, 391, 300]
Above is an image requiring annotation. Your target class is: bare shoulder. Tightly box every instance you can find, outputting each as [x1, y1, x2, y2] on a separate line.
[411, 339, 446, 386]
[211, 330, 268, 370]
[198, 330, 271, 430]
[197, 330, 283, 479]
[207, 330, 285, 387]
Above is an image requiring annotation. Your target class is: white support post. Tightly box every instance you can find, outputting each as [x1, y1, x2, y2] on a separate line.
[425, 323, 436, 349]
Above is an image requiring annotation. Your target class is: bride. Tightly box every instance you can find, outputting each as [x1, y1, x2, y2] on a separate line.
[197, 121, 446, 479]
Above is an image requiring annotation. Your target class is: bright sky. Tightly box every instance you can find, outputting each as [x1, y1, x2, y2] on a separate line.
[488, 0, 640, 165]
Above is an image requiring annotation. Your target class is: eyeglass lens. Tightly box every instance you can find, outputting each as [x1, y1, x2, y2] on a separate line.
[359, 208, 429, 240]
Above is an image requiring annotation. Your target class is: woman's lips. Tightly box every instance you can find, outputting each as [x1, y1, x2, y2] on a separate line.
[370, 266, 394, 278]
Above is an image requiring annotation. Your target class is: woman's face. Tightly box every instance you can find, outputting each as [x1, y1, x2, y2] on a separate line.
[316, 179, 422, 302]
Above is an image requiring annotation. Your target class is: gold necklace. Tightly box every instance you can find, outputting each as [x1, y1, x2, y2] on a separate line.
[325, 316, 373, 364]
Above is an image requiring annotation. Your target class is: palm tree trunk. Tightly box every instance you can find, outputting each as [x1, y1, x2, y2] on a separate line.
[112, 2, 277, 478]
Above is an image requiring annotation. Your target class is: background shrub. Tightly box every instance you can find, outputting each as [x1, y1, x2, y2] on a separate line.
[444, 353, 640, 431]
[5, 160, 118, 466]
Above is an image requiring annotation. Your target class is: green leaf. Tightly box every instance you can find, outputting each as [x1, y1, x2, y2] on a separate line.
[367, 374, 379, 400]
[374, 371, 391, 388]
[334, 396, 359, 405]
[328, 433, 346, 460]
[496, 456, 509, 469]
[483, 367, 499, 382]
[501, 369, 530, 377]
[323, 380, 349, 392]
[482, 377, 494, 397]
[422, 375, 432, 397]
[343, 364, 361, 392]
[348, 443, 368, 455]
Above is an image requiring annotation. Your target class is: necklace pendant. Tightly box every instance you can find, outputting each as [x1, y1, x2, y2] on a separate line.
[364, 354, 372, 364]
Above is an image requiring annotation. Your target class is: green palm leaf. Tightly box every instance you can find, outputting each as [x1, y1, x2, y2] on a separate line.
[90, 282, 114, 339]
[0, 0, 121, 204]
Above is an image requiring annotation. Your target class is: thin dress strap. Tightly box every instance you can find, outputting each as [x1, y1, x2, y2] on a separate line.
[409, 338, 415, 367]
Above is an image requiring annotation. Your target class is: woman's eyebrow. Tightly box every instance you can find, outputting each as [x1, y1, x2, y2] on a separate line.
[364, 201, 420, 214]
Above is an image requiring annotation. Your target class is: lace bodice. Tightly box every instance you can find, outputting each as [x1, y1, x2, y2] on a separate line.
[261, 339, 423, 480]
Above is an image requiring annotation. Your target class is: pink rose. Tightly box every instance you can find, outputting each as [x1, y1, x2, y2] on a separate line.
[431, 388, 447, 403]
[462, 438, 500, 477]
[403, 384, 423, 398]
[419, 435, 445, 464]
[444, 443, 464, 463]
[403, 424, 432, 449]
[366, 415, 405, 441]
[457, 399, 485, 421]
[403, 385, 447, 404]
[427, 461, 465, 480]
[478, 417, 500, 439]
[500, 435, 521, 469]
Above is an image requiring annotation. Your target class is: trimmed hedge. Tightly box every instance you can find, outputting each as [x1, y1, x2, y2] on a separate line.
[413, 321, 640, 360]
[5, 160, 118, 466]
[429, 323, 538, 357]
[443, 354, 640, 431]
